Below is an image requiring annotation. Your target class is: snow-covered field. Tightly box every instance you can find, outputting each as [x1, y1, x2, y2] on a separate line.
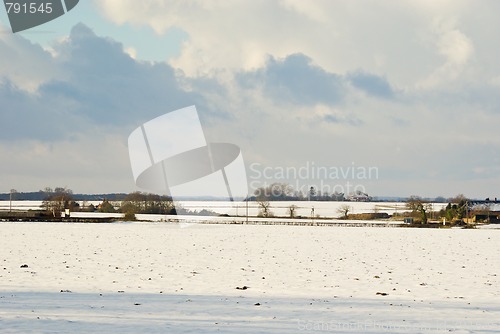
[0, 222, 499, 333]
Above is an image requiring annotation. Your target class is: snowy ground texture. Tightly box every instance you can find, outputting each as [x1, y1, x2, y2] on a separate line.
[0, 222, 499, 333]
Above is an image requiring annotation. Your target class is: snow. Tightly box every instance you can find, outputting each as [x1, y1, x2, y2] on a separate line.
[0, 222, 499, 333]
[477, 224, 500, 229]
[0, 201, 45, 211]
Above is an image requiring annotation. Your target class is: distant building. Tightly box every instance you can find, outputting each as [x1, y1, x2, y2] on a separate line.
[347, 191, 372, 202]
[472, 211, 500, 224]
[404, 217, 414, 224]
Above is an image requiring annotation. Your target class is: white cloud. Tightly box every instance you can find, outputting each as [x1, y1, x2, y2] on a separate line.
[93, 0, 480, 89]
[416, 17, 474, 88]
[437, 24, 473, 66]
[124, 46, 137, 59]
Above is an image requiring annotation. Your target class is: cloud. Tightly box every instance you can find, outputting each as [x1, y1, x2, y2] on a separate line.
[417, 17, 475, 88]
[237, 53, 345, 106]
[0, 26, 61, 92]
[346, 71, 394, 99]
[42, 23, 204, 125]
[0, 79, 78, 141]
[0, 23, 215, 141]
[2, 4, 500, 198]
[235, 53, 397, 109]
[0, 23, 242, 192]
[93, 0, 483, 89]
[323, 112, 362, 126]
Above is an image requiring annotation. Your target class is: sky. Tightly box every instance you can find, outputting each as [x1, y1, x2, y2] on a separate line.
[1, 0, 500, 199]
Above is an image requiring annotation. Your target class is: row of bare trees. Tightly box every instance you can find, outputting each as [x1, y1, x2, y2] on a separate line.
[41, 187, 78, 217]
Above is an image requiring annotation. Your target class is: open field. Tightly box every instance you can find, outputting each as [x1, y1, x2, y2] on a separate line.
[0, 222, 499, 333]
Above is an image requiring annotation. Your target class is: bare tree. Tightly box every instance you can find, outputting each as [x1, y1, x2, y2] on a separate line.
[406, 196, 432, 224]
[257, 200, 273, 218]
[41, 187, 76, 217]
[288, 204, 297, 218]
[448, 194, 467, 204]
[337, 204, 352, 219]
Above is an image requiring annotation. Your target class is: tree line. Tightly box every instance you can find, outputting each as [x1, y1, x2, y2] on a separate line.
[405, 194, 473, 224]
[252, 183, 346, 202]
[39, 187, 176, 218]
[1, 190, 128, 201]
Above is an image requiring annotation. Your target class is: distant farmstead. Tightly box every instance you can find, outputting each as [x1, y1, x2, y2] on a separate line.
[347, 192, 372, 202]
[472, 211, 500, 224]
